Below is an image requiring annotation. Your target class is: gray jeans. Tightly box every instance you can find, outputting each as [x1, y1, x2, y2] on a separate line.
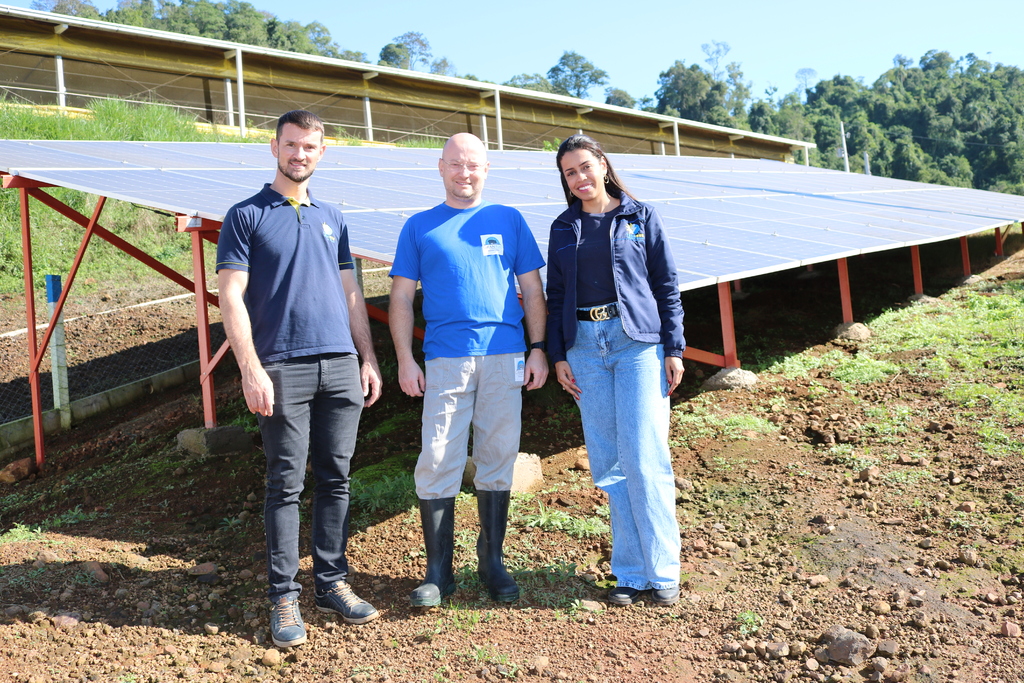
[258, 353, 363, 601]
[415, 353, 524, 499]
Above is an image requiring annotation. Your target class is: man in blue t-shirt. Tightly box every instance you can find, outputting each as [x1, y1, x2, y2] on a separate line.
[390, 132, 548, 606]
[217, 110, 382, 648]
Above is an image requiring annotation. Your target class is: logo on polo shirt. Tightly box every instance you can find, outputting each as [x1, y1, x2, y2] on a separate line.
[322, 222, 336, 243]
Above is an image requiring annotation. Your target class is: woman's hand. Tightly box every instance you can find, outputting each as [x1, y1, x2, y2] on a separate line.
[555, 360, 581, 401]
[664, 356, 684, 397]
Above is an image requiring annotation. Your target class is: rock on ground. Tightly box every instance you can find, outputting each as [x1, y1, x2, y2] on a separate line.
[701, 368, 758, 391]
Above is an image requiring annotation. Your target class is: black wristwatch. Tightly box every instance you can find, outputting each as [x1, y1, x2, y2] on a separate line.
[530, 341, 546, 352]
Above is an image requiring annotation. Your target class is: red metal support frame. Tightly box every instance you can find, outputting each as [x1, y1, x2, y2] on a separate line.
[837, 258, 854, 323]
[19, 188, 45, 471]
[30, 197, 107, 374]
[28, 189, 218, 308]
[191, 230, 218, 428]
[960, 236, 971, 276]
[910, 245, 924, 295]
[716, 281, 740, 368]
[994, 227, 1004, 257]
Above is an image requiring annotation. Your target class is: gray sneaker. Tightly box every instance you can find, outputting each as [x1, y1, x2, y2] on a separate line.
[269, 596, 306, 647]
[315, 581, 379, 625]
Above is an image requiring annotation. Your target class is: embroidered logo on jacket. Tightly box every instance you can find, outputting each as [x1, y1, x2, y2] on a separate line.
[625, 222, 644, 241]
[322, 222, 336, 243]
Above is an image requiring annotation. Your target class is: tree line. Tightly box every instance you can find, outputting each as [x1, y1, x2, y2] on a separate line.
[33, 0, 1024, 194]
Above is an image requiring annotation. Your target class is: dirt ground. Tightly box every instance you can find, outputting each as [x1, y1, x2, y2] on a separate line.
[0, 244, 1023, 683]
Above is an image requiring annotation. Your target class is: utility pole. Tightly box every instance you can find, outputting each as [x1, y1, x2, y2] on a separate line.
[840, 120, 850, 173]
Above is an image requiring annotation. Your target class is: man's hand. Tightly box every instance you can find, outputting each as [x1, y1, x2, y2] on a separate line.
[398, 359, 426, 397]
[241, 364, 275, 416]
[523, 349, 548, 390]
[361, 359, 383, 407]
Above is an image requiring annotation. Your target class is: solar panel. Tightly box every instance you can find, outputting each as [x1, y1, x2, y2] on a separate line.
[3, 140, 1023, 293]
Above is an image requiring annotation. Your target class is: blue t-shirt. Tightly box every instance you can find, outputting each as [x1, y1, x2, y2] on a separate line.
[216, 184, 357, 363]
[390, 202, 545, 360]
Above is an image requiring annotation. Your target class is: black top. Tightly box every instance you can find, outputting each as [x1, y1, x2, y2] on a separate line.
[576, 209, 618, 307]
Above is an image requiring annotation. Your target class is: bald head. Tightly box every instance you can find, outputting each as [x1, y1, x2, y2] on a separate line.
[442, 132, 487, 160]
[439, 132, 490, 209]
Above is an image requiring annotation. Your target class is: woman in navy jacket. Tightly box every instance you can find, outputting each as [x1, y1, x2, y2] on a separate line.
[546, 134, 684, 606]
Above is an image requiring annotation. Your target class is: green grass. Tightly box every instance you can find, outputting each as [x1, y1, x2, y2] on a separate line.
[349, 471, 418, 517]
[518, 501, 610, 539]
[671, 402, 777, 449]
[0, 523, 44, 545]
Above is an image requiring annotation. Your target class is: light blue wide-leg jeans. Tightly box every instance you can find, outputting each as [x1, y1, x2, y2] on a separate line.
[567, 319, 680, 590]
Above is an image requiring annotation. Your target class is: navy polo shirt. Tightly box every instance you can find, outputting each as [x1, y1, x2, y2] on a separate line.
[216, 184, 358, 363]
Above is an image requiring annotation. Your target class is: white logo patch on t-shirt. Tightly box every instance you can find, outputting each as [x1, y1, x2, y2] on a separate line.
[481, 234, 504, 256]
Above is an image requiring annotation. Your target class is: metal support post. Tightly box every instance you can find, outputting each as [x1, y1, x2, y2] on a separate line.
[224, 78, 234, 127]
[363, 97, 374, 142]
[910, 245, 923, 295]
[960, 236, 971, 276]
[191, 230, 217, 428]
[994, 227, 1004, 257]
[673, 121, 680, 156]
[55, 55, 66, 108]
[479, 113, 488, 148]
[837, 258, 853, 323]
[717, 282, 739, 368]
[20, 188, 45, 470]
[493, 89, 504, 151]
[45, 275, 71, 430]
[234, 50, 246, 138]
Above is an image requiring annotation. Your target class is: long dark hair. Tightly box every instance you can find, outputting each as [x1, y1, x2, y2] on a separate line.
[555, 134, 636, 207]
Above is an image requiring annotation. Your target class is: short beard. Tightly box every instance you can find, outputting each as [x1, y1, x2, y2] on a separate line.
[278, 160, 314, 184]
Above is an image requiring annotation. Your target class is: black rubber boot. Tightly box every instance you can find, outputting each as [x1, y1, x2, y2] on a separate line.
[476, 490, 520, 603]
[409, 497, 457, 607]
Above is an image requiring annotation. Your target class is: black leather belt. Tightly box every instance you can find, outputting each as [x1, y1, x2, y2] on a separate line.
[577, 303, 619, 321]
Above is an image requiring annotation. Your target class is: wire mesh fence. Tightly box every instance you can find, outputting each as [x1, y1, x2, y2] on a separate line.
[0, 296, 225, 425]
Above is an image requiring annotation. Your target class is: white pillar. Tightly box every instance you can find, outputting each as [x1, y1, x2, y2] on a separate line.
[363, 97, 373, 142]
[234, 50, 246, 138]
[673, 121, 680, 156]
[659, 140, 665, 155]
[479, 113, 488, 148]
[45, 275, 70, 430]
[840, 120, 850, 173]
[803, 146, 810, 165]
[493, 89, 504, 151]
[224, 78, 234, 127]
[54, 55, 66, 108]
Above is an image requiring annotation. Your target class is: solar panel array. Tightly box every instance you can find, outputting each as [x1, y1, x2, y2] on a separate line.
[3, 140, 1023, 292]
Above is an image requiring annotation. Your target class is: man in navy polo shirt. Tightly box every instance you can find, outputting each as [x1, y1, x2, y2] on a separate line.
[217, 110, 382, 648]
[390, 132, 548, 607]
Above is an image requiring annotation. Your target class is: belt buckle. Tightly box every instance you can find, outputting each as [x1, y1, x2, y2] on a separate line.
[590, 306, 610, 322]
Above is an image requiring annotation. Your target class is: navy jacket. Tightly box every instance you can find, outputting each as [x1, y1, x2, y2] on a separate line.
[545, 195, 685, 364]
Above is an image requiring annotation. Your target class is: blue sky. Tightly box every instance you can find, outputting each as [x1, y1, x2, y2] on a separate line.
[8, 0, 1022, 104]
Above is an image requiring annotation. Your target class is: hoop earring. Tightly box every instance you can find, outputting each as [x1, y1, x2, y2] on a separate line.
[603, 175, 610, 184]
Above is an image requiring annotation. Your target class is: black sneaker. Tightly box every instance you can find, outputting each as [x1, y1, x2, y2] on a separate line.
[315, 581, 379, 625]
[269, 596, 307, 648]
[651, 587, 680, 605]
[608, 586, 642, 606]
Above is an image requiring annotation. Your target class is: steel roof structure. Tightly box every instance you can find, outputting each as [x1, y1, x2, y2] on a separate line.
[4, 140, 1022, 467]
[0, 4, 813, 159]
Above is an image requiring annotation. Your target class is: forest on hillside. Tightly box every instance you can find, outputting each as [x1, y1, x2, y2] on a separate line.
[30, 0, 1024, 195]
